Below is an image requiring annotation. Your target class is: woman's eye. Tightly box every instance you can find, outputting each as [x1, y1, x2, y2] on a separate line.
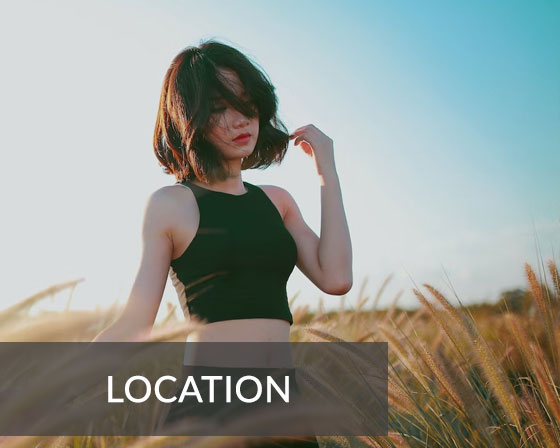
[246, 101, 258, 113]
[210, 101, 256, 114]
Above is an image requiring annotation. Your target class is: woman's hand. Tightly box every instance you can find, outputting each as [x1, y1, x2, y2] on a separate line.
[289, 124, 335, 176]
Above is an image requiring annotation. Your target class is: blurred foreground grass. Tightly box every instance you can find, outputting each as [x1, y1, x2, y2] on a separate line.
[0, 256, 559, 447]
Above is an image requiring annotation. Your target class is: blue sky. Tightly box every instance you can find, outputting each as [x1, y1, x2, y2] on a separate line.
[0, 0, 558, 319]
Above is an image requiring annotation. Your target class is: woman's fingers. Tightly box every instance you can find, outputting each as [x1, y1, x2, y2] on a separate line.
[289, 125, 311, 138]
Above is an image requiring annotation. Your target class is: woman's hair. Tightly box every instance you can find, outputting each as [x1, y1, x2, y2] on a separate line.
[153, 39, 290, 183]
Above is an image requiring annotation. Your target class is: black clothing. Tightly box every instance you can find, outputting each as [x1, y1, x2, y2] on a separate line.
[168, 180, 298, 325]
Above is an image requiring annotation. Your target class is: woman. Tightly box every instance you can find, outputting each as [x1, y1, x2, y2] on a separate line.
[93, 40, 352, 446]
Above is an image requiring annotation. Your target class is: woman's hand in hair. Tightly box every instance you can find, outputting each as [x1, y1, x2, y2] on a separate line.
[289, 124, 335, 176]
[286, 125, 352, 293]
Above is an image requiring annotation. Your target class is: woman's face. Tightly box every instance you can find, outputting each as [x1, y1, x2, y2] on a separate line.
[205, 68, 259, 162]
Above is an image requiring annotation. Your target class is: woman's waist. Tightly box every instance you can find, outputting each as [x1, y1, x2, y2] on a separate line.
[184, 318, 292, 367]
[186, 317, 290, 342]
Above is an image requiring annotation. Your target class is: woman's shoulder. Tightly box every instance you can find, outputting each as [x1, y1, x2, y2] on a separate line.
[146, 183, 192, 203]
[145, 184, 198, 224]
[256, 184, 289, 198]
[153, 182, 197, 203]
[256, 184, 297, 221]
[144, 184, 199, 248]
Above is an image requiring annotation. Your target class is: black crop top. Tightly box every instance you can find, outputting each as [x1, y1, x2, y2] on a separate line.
[168, 180, 298, 325]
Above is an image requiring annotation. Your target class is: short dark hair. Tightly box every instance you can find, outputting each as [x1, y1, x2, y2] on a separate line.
[153, 39, 290, 183]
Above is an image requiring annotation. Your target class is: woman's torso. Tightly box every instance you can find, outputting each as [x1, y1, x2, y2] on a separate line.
[167, 182, 292, 351]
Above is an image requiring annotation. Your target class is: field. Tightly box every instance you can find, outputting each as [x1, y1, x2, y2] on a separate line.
[0, 258, 559, 448]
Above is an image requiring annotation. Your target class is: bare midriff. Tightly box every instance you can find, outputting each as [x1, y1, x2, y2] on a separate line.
[183, 318, 293, 368]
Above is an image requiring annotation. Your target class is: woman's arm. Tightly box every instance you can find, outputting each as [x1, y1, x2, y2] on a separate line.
[282, 125, 353, 295]
[92, 189, 175, 342]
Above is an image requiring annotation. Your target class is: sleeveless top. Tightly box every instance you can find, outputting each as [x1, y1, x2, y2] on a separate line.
[168, 180, 298, 325]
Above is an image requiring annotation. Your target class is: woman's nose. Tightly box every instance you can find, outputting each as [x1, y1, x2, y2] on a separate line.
[232, 110, 250, 127]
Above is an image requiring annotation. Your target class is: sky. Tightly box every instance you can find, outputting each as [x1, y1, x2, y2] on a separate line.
[0, 0, 558, 322]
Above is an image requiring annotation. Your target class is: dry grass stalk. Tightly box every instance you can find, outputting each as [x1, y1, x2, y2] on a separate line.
[304, 327, 348, 343]
[520, 385, 560, 448]
[471, 335, 521, 429]
[356, 331, 375, 342]
[379, 326, 430, 391]
[355, 276, 370, 312]
[415, 285, 523, 431]
[412, 288, 470, 358]
[400, 307, 427, 336]
[371, 274, 393, 314]
[0, 278, 85, 326]
[422, 284, 476, 337]
[382, 289, 403, 325]
[528, 342, 560, 425]
[504, 313, 534, 369]
[433, 347, 490, 438]
[310, 298, 326, 324]
[388, 379, 416, 414]
[525, 262, 560, 379]
[1, 310, 103, 342]
[354, 435, 381, 447]
[548, 260, 560, 299]
[292, 304, 310, 325]
[417, 341, 465, 410]
[386, 432, 411, 448]
[368, 436, 394, 448]
[158, 302, 179, 327]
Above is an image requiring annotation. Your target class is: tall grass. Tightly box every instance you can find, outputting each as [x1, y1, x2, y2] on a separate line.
[1, 258, 559, 447]
[309, 259, 560, 448]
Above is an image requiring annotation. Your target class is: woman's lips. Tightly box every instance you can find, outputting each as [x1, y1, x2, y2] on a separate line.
[233, 134, 251, 144]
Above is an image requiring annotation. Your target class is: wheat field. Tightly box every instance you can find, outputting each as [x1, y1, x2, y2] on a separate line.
[0, 257, 559, 448]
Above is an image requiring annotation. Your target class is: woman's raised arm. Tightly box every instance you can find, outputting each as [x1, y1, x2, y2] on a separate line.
[286, 125, 353, 295]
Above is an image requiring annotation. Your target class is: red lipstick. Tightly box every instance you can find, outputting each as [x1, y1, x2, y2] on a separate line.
[233, 133, 251, 144]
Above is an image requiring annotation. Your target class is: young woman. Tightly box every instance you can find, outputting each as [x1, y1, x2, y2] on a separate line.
[93, 40, 352, 446]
